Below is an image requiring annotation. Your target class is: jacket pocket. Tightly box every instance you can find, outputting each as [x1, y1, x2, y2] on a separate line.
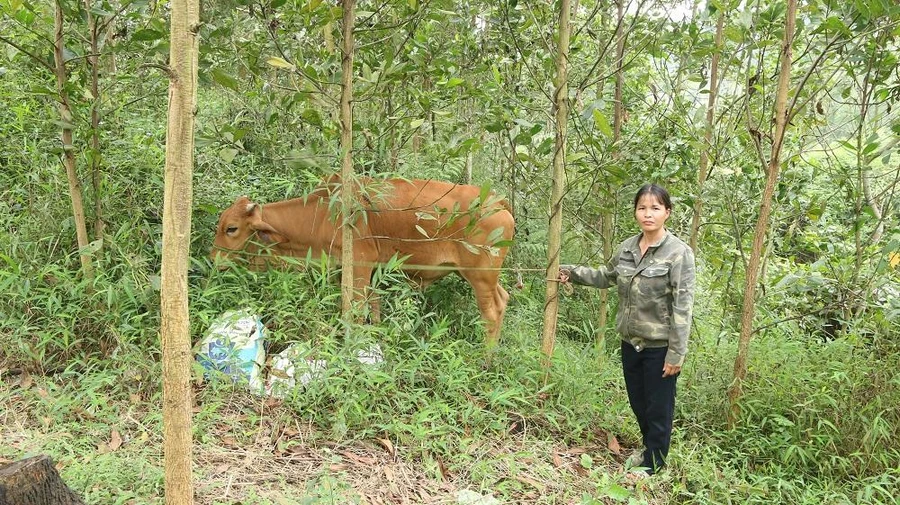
[638, 263, 670, 297]
[615, 264, 635, 300]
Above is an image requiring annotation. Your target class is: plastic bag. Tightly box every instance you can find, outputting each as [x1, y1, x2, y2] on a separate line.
[196, 309, 266, 393]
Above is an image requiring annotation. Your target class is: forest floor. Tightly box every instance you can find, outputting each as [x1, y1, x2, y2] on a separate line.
[1, 369, 673, 505]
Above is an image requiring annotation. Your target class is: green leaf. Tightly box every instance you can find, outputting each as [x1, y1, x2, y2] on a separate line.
[479, 182, 492, 204]
[409, 118, 425, 129]
[446, 77, 464, 88]
[601, 483, 631, 501]
[79, 239, 104, 256]
[415, 225, 429, 238]
[568, 151, 588, 163]
[308, 0, 323, 10]
[131, 29, 164, 41]
[579, 453, 593, 469]
[210, 69, 239, 91]
[219, 148, 239, 163]
[462, 242, 481, 255]
[266, 57, 295, 69]
[486, 227, 505, 245]
[593, 110, 612, 138]
[90, 6, 112, 17]
[301, 108, 323, 127]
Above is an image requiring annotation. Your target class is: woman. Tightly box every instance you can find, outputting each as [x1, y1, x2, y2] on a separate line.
[559, 184, 695, 475]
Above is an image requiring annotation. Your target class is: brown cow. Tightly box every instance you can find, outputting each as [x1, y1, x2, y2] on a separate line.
[211, 177, 515, 349]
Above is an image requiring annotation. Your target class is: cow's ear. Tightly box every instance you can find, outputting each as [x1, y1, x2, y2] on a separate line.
[244, 202, 259, 216]
[250, 220, 285, 244]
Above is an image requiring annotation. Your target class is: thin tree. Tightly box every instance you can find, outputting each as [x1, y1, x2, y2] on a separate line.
[85, 0, 105, 240]
[339, 0, 357, 321]
[727, 0, 798, 427]
[688, 10, 725, 252]
[595, 0, 627, 350]
[541, 0, 571, 368]
[159, 0, 199, 501]
[53, 0, 94, 281]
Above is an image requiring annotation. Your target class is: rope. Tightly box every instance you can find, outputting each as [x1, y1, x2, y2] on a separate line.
[212, 242, 566, 280]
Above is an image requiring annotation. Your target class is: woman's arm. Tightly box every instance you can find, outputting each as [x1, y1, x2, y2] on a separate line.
[665, 247, 696, 367]
[560, 246, 621, 289]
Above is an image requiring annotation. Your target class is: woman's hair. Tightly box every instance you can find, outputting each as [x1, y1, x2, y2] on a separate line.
[633, 184, 672, 210]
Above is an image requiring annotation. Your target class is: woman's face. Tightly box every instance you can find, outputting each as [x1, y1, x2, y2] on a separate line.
[634, 194, 671, 235]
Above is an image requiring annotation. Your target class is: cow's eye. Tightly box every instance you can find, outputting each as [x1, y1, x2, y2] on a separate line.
[225, 226, 238, 235]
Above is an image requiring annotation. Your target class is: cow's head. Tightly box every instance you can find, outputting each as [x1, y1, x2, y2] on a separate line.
[211, 196, 286, 267]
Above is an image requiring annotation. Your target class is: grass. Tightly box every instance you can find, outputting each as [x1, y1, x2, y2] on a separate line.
[2, 259, 899, 504]
[2, 84, 898, 504]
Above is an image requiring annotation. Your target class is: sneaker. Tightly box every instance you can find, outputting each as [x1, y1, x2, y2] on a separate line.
[625, 448, 645, 469]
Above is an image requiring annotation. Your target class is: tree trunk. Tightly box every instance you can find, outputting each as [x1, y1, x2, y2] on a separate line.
[86, 0, 105, 241]
[160, 0, 199, 502]
[689, 11, 725, 252]
[727, 0, 797, 428]
[596, 0, 626, 352]
[340, 0, 357, 321]
[54, 0, 94, 281]
[541, 0, 571, 368]
[596, 207, 613, 348]
[0, 455, 85, 505]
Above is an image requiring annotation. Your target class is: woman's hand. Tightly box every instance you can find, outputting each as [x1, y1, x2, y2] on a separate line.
[662, 363, 681, 378]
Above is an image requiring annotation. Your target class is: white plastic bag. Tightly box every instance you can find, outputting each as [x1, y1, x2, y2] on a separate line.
[266, 344, 327, 398]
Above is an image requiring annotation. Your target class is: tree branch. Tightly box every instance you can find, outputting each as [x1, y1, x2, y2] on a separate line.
[0, 35, 55, 73]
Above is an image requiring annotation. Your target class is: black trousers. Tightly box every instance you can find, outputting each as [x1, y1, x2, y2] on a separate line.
[621, 341, 678, 474]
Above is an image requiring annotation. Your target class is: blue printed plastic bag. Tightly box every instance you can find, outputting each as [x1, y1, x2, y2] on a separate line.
[196, 309, 266, 393]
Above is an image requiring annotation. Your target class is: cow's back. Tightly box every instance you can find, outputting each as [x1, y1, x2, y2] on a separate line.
[362, 179, 513, 277]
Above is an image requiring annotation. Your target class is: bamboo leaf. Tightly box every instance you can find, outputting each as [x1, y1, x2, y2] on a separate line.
[266, 57, 295, 69]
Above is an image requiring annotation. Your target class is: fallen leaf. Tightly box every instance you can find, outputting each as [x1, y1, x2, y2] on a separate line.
[552, 452, 564, 468]
[607, 431, 622, 455]
[329, 463, 348, 472]
[212, 463, 231, 476]
[377, 437, 395, 458]
[36, 387, 49, 398]
[108, 430, 123, 451]
[129, 393, 141, 403]
[512, 474, 545, 491]
[384, 466, 395, 482]
[221, 436, 239, 448]
[436, 456, 450, 481]
[19, 373, 33, 389]
[340, 450, 376, 466]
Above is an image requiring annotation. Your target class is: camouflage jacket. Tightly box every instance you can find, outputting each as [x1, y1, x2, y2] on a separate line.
[561, 231, 696, 366]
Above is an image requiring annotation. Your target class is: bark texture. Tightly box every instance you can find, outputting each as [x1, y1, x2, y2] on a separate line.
[727, 0, 798, 427]
[160, 0, 199, 502]
[0, 455, 86, 505]
[54, 1, 93, 280]
[541, 0, 571, 367]
[340, 0, 357, 320]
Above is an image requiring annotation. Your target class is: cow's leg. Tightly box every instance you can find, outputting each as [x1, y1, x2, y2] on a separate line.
[493, 284, 510, 340]
[461, 273, 504, 353]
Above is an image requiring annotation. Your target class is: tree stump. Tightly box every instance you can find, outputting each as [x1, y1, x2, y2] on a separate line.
[0, 455, 85, 505]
